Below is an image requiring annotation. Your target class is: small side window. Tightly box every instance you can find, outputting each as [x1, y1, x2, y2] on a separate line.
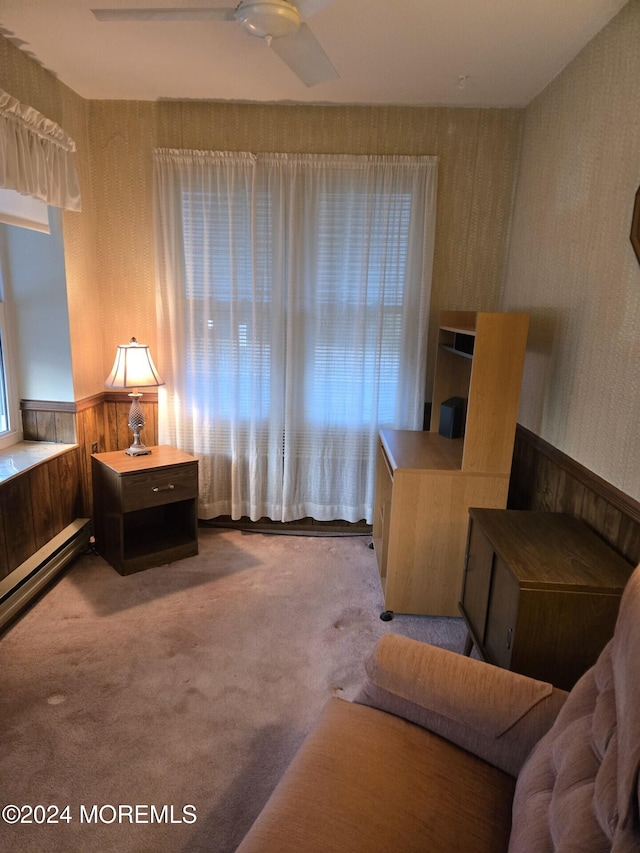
[0, 291, 20, 450]
[0, 317, 8, 434]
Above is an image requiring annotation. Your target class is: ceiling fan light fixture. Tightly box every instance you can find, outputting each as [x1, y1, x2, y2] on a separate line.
[236, 1, 300, 40]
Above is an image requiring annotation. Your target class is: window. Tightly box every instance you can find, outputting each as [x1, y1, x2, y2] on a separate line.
[182, 185, 270, 423]
[0, 188, 50, 234]
[0, 308, 9, 433]
[302, 188, 410, 427]
[154, 150, 437, 522]
[179, 180, 417, 429]
[0, 87, 81, 451]
[0, 293, 19, 449]
[0, 187, 50, 450]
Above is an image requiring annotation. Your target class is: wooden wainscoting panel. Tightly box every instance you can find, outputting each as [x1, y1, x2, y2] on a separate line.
[76, 398, 106, 517]
[104, 394, 158, 452]
[21, 400, 77, 443]
[54, 411, 77, 444]
[617, 514, 640, 566]
[28, 461, 56, 549]
[39, 411, 57, 440]
[52, 448, 83, 531]
[19, 394, 159, 520]
[532, 452, 559, 512]
[0, 445, 84, 582]
[105, 398, 130, 451]
[596, 501, 626, 553]
[0, 498, 8, 580]
[509, 425, 640, 567]
[1, 475, 36, 573]
[19, 394, 163, 518]
[553, 466, 588, 518]
[20, 409, 38, 442]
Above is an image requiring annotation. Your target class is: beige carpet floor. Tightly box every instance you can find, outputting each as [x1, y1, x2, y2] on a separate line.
[0, 527, 467, 852]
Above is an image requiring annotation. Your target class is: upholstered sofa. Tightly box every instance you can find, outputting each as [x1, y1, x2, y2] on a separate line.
[237, 562, 640, 852]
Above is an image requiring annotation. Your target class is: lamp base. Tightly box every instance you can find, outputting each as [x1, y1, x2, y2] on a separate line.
[125, 445, 152, 456]
[124, 391, 152, 456]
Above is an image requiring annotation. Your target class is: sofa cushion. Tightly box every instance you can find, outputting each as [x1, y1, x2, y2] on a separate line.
[237, 697, 516, 853]
[357, 633, 568, 777]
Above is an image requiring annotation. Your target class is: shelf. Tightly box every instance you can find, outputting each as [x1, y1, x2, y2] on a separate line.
[123, 527, 196, 561]
[439, 324, 477, 335]
[439, 344, 473, 360]
[122, 501, 196, 560]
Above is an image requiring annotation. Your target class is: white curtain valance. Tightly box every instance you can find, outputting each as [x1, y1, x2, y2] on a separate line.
[0, 88, 81, 211]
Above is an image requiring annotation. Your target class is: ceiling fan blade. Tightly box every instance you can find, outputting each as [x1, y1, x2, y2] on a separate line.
[294, 0, 333, 20]
[270, 23, 338, 87]
[91, 7, 236, 22]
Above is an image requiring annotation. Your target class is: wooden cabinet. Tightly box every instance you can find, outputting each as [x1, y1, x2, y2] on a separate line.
[372, 311, 529, 617]
[460, 508, 632, 690]
[92, 446, 198, 575]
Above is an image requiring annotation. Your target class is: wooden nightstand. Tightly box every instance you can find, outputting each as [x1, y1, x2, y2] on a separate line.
[459, 509, 632, 690]
[92, 446, 199, 575]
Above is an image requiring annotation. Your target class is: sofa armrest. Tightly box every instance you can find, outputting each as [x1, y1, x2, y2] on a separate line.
[355, 634, 568, 777]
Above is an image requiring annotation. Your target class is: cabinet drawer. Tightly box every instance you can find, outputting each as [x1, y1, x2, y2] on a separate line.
[120, 463, 198, 512]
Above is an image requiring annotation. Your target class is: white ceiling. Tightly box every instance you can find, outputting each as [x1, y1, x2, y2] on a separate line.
[0, 0, 629, 106]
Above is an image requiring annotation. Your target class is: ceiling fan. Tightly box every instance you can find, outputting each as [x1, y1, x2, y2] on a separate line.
[91, 1, 339, 87]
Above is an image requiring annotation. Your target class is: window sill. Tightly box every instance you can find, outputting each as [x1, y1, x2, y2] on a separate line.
[0, 440, 78, 486]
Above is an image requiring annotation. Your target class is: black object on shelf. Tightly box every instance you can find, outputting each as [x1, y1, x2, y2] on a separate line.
[453, 332, 475, 356]
[438, 396, 465, 439]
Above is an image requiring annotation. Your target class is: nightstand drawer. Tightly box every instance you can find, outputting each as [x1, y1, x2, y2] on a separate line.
[120, 463, 198, 512]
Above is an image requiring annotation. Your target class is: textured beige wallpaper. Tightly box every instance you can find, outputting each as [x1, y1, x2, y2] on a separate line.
[88, 99, 158, 377]
[91, 100, 522, 399]
[60, 97, 102, 402]
[3, 7, 639, 504]
[503, 0, 640, 500]
[0, 34, 523, 407]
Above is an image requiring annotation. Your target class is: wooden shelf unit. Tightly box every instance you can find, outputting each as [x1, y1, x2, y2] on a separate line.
[372, 311, 529, 616]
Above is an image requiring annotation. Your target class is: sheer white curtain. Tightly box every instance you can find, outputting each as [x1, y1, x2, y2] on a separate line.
[0, 88, 81, 210]
[154, 149, 437, 523]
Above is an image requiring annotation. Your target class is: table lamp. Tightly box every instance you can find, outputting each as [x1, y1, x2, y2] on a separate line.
[105, 337, 164, 456]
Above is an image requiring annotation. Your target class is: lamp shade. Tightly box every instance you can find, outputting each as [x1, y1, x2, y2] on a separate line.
[105, 337, 164, 389]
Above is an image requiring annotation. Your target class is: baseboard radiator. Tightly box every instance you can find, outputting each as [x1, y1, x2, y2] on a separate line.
[0, 518, 92, 632]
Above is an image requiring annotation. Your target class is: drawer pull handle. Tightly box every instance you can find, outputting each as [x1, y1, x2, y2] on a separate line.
[152, 484, 175, 492]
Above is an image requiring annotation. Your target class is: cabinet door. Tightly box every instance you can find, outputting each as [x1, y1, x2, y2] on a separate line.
[484, 556, 519, 670]
[461, 521, 495, 649]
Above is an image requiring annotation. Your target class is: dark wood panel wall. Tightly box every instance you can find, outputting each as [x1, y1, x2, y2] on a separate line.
[0, 446, 82, 579]
[102, 395, 159, 453]
[0, 390, 157, 585]
[20, 403, 77, 444]
[21, 393, 159, 517]
[14, 407, 640, 573]
[509, 425, 640, 568]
